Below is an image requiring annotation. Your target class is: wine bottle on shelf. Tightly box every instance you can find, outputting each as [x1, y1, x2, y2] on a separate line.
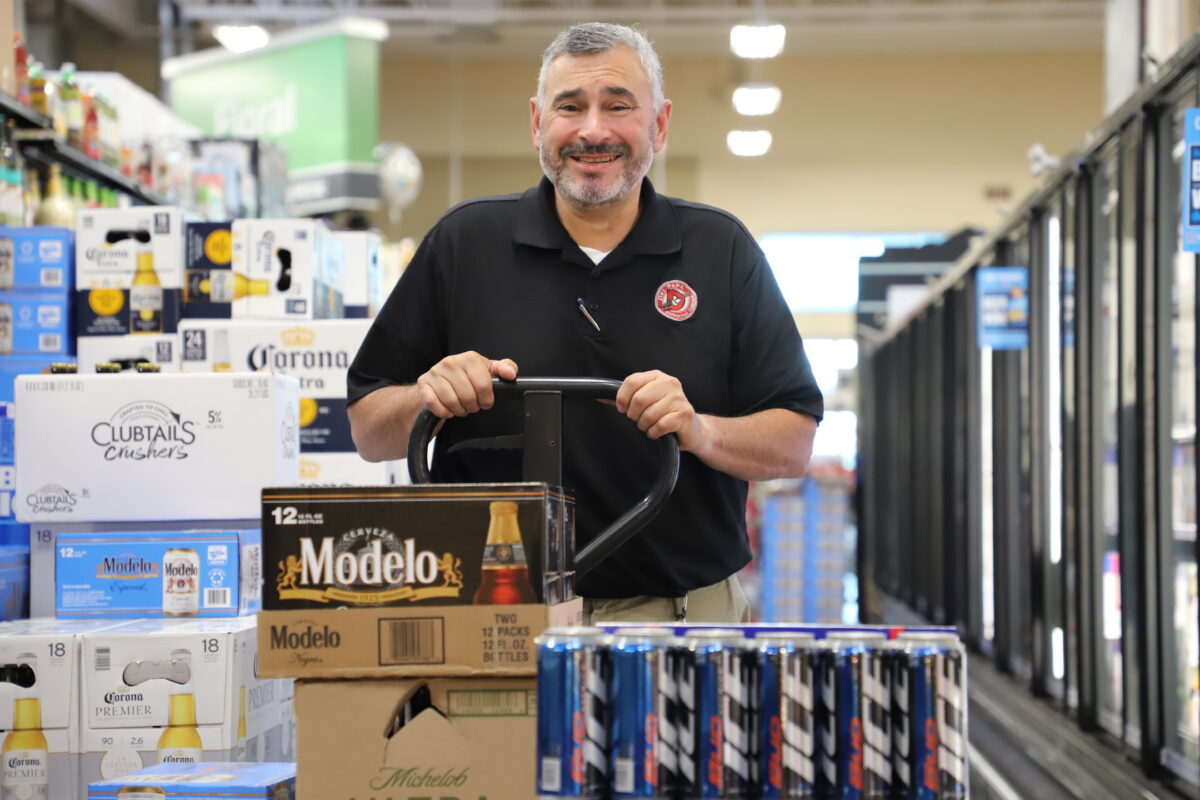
[13, 35, 29, 107]
[34, 164, 74, 227]
[59, 63, 83, 150]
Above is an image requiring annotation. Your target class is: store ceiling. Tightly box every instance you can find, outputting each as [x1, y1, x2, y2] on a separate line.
[85, 0, 1106, 57]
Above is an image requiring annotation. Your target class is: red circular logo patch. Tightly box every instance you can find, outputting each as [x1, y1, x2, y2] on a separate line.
[655, 280, 698, 321]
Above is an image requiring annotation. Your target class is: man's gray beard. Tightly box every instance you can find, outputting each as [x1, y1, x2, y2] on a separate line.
[540, 125, 657, 210]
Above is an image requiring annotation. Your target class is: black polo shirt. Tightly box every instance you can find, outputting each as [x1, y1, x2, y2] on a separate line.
[348, 177, 823, 598]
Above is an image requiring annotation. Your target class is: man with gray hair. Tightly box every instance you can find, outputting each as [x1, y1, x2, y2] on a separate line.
[348, 22, 823, 623]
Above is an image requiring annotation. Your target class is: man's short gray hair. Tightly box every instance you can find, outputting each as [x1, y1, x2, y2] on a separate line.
[536, 23, 665, 112]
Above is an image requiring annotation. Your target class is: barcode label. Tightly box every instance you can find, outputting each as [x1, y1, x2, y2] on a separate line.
[614, 757, 634, 792]
[446, 689, 530, 717]
[204, 587, 231, 608]
[39, 334, 61, 352]
[540, 757, 562, 792]
[378, 618, 444, 665]
[95, 647, 110, 671]
[40, 268, 63, 287]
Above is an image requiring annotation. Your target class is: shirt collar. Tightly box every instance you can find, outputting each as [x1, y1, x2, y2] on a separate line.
[514, 176, 682, 259]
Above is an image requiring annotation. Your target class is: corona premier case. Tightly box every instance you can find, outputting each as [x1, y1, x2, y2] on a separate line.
[0, 618, 128, 800]
[261, 483, 572, 610]
[13, 373, 300, 522]
[79, 618, 291, 790]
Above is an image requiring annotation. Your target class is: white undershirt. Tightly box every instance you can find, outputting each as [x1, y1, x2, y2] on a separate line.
[579, 246, 611, 265]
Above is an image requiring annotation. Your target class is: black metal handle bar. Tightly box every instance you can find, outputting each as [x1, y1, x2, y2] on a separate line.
[407, 377, 680, 578]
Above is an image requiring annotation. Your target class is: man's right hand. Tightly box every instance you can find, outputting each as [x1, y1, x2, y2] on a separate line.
[416, 351, 519, 418]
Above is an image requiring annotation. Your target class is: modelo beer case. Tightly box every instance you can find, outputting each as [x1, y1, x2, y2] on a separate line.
[261, 483, 574, 609]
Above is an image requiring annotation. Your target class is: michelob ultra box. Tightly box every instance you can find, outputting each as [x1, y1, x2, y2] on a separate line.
[330, 230, 381, 318]
[54, 528, 262, 619]
[89, 761, 296, 799]
[295, 677, 535, 799]
[0, 288, 73, 355]
[181, 222, 235, 319]
[80, 618, 291, 788]
[0, 618, 128, 800]
[14, 373, 300, 522]
[178, 319, 369, 452]
[230, 220, 343, 320]
[0, 543, 28, 621]
[75, 207, 184, 337]
[0, 227, 73, 290]
[77, 333, 180, 373]
[262, 483, 571, 610]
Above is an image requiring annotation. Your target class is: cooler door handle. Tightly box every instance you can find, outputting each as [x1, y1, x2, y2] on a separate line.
[406, 377, 680, 578]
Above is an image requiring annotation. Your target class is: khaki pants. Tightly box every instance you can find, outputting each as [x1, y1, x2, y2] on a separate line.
[582, 575, 751, 625]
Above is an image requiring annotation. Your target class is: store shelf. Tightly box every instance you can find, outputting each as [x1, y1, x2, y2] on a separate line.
[0, 90, 52, 130]
[1, 91, 167, 206]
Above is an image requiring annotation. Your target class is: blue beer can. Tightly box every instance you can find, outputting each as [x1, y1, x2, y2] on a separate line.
[756, 632, 817, 799]
[676, 629, 752, 799]
[861, 641, 892, 800]
[896, 632, 966, 800]
[610, 627, 676, 798]
[536, 626, 609, 799]
[827, 632, 887, 800]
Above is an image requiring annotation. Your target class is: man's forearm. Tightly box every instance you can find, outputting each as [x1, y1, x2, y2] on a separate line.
[348, 385, 426, 462]
[689, 408, 817, 482]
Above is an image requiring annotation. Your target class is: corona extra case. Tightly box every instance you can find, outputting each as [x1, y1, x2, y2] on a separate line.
[229, 220, 343, 320]
[261, 483, 573, 610]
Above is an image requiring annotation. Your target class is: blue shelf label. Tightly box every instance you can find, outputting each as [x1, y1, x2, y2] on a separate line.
[976, 266, 1029, 350]
[1183, 109, 1200, 252]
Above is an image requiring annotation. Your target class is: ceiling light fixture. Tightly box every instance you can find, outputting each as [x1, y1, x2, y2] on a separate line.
[214, 24, 271, 54]
[730, 24, 786, 59]
[733, 83, 782, 116]
[727, 130, 773, 157]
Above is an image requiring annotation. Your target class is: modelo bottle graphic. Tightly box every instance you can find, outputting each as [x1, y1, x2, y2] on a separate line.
[157, 693, 202, 764]
[2, 698, 48, 799]
[473, 501, 536, 605]
[162, 548, 200, 617]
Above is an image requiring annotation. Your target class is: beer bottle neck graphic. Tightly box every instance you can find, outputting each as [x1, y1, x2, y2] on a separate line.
[474, 501, 537, 605]
[133, 251, 158, 282]
[11, 698, 41, 731]
[167, 693, 197, 727]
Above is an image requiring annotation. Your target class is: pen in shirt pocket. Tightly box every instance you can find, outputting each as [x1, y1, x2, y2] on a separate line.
[576, 297, 601, 332]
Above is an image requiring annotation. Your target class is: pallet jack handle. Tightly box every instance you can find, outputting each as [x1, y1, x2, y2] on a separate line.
[406, 377, 680, 578]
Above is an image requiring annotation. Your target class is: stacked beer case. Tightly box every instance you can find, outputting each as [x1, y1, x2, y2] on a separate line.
[256, 481, 583, 798]
[0, 225, 76, 613]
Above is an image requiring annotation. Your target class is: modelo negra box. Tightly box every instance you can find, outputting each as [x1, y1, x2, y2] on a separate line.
[261, 483, 573, 609]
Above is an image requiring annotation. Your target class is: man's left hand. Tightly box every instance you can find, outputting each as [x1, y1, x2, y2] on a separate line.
[614, 370, 708, 452]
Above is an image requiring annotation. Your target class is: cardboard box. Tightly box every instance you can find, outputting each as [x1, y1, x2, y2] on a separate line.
[331, 230, 381, 318]
[0, 289, 73, 355]
[257, 599, 581, 679]
[0, 8, 14, 96]
[0, 618, 128, 800]
[0, 356, 64, 404]
[80, 618, 291, 787]
[0, 543, 27, 620]
[54, 528, 261, 618]
[261, 483, 571, 610]
[0, 227, 74, 290]
[298, 452, 396, 485]
[89, 761, 296, 799]
[75, 207, 183, 336]
[77, 333, 180, 372]
[295, 677, 536, 800]
[181, 222, 234, 319]
[178, 319, 369, 452]
[230, 220, 343, 320]
[28, 520, 261, 618]
[14, 373, 300, 522]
